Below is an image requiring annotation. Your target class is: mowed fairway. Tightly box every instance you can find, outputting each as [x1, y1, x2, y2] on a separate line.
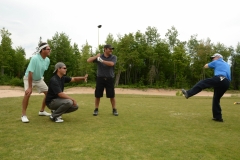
[1, 94, 240, 160]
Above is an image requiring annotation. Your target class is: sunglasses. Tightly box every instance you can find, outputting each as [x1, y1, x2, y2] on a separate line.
[61, 67, 67, 70]
[44, 48, 51, 51]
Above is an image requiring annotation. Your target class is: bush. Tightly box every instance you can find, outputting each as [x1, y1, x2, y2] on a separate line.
[0, 75, 11, 85]
[176, 90, 183, 96]
[0, 76, 23, 87]
[9, 77, 23, 87]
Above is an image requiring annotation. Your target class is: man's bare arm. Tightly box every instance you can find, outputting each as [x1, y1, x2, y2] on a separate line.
[87, 54, 100, 63]
[204, 64, 209, 68]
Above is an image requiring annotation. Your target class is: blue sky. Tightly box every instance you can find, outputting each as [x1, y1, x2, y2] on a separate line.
[0, 0, 240, 58]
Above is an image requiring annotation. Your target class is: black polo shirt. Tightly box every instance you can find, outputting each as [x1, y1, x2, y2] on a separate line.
[93, 54, 117, 78]
[45, 74, 71, 105]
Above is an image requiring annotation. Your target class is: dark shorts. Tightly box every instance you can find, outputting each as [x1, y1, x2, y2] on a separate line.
[95, 77, 115, 98]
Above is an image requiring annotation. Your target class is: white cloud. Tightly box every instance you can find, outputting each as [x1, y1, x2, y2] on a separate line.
[0, 0, 240, 58]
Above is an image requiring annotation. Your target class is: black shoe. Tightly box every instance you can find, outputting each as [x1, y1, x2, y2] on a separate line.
[50, 115, 55, 121]
[181, 89, 189, 99]
[212, 118, 223, 122]
[93, 109, 98, 116]
[113, 109, 118, 116]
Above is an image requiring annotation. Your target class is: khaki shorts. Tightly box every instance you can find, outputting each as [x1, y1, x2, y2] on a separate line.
[23, 76, 48, 93]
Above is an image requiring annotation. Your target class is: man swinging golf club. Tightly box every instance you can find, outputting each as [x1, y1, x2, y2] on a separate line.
[87, 44, 118, 116]
[182, 53, 231, 122]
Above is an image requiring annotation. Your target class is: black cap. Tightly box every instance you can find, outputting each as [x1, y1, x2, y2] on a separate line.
[104, 44, 114, 50]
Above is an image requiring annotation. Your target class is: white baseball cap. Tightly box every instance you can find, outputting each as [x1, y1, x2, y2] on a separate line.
[211, 53, 223, 58]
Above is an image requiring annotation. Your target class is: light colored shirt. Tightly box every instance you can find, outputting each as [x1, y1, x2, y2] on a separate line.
[208, 58, 231, 81]
[24, 53, 50, 81]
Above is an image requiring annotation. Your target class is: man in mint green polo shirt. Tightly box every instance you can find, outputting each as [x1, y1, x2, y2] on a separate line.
[21, 42, 51, 123]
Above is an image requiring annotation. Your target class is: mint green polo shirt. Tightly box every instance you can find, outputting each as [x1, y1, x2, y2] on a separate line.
[24, 53, 50, 81]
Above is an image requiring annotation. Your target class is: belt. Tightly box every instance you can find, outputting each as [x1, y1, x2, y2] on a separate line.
[220, 76, 225, 81]
[98, 77, 113, 80]
[217, 75, 227, 81]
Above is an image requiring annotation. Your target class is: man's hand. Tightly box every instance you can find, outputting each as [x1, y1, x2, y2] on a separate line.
[96, 53, 101, 57]
[204, 64, 209, 68]
[84, 74, 88, 82]
[72, 99, 77, 106]
[97, 57, 104, 63]
[25, 88, 32, 96]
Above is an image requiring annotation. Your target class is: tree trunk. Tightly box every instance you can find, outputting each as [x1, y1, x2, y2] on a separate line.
[115, 70, 121, 86]
[1, 66, 4, 76]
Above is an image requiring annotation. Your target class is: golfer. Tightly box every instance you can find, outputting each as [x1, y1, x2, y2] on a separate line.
[21, 42, 51, 123]
[182, 53, 230, 122]
[45, 62, 88, 123]
[87, 44, 118, 116]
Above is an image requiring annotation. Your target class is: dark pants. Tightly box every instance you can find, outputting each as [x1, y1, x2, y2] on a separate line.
[47, 98, 78, 118]
[95, 77, 115, 98]
[187, 76, 230, 119]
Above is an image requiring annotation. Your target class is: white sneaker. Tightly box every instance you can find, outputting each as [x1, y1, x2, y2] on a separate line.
[21, 116, 29, 123]
[55, 117, 64, 123]
[39, 111, 51, 116]
[50, 115, 64, 123]
[51, 110, 62, 119]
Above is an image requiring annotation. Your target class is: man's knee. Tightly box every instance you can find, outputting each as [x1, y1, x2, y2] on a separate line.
[65, 99, 73, 107]
[106, 89, 115, 98]
[73, 105, 79, 111]
[64, 100, 79, 113]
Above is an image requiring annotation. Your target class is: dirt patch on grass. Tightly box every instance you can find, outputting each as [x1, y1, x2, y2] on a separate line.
[0, 85, 232, 98]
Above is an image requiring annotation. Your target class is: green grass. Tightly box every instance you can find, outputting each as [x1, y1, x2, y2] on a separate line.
[1, 94, 240, 160]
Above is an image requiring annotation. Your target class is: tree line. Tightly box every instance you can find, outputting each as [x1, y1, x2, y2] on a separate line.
[0, 27, 240, 89]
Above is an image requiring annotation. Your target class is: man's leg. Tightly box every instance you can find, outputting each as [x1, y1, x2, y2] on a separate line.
[38, 92, 50, 116]
[40, 91, 47, 112]
[21, 77, 32, 122]
[36, 81, 51, 116]
[93, 77, 104, 116]
[110, 97, 118, 116]
[65, 104, 79, 113]
[106, 77, 115, 108]
[212, 88, 223, 120]
[186, 76, 220, 98]
[95, 98, 100, 109]
[22, 94, 30, 116]
[93, 98, 100, 116]
[106, 78, 118, 116]
[49, 98, 77, 119]
[212, 79, 229, 120]
[110, 98, 116, 109]
[94, 77, 104, 108]
[37, 79, 50, 116]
